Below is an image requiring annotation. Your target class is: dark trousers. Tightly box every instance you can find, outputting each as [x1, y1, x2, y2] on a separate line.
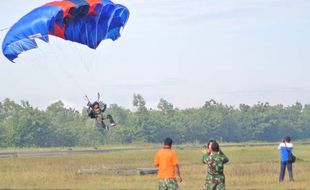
[107, 114, 115, 124]
[279, 161, 293, 182]
[96, 114, 115, 129]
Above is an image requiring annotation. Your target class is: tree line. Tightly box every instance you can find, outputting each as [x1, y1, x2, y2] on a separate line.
[0, 94, 309, 147]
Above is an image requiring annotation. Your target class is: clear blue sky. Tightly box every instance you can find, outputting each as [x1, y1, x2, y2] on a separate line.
[1, 0, 310, 110]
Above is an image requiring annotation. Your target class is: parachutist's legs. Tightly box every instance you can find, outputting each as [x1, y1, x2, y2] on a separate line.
[101, 114, 116, 127]
[107, 114, 116, 127]
[97, 120, 107, 129]
[96, 115, 108, 130]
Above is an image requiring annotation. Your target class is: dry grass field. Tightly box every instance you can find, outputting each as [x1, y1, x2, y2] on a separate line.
[0, 144, 309, 190]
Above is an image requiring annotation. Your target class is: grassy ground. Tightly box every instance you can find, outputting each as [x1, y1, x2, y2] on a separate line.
[0, 144, 309, 190]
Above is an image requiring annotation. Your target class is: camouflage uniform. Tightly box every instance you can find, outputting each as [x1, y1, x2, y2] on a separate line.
[159, 178, 180, 190]
[202, 153, 210, 164]
[204, 152, 229, 190]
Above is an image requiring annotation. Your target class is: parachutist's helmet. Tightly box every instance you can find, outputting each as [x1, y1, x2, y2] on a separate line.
[92, 102, 99, 107]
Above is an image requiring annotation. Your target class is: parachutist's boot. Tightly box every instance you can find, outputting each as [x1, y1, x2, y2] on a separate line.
[107, 115, 116, 127]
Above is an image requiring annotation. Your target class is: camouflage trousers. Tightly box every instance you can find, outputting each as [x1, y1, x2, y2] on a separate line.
[204, 174, 225, 190]
[159, 178, 180, 190]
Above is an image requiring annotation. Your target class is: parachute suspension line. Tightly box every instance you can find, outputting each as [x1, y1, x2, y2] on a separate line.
[14, 36, 85, 100]
[0, 27, 10, 32]
[49, 39, 88, 97]
[56, 56, 87, 96]
[71, 42, 91, 72]
[48, 38, 95, 99]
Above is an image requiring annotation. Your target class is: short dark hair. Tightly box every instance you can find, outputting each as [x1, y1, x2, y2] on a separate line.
[164, 137, 173, 146]
[285, 136, 291, 143]
[211, 141, 220, 152]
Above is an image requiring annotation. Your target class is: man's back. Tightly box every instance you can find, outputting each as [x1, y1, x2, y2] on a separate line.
[278, 142, 293, 161]
[154, 148, 178, 179]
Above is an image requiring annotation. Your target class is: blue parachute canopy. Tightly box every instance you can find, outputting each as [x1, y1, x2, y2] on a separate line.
[2, 0, 130, 62]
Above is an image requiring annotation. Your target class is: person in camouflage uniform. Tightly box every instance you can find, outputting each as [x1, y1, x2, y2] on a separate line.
[87, 101, 116, 130]
[203, 141, 229, 190]
[202, 140, 216, 164]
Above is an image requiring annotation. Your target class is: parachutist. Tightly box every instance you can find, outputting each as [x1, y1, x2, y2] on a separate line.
[86, 94, 116, 130]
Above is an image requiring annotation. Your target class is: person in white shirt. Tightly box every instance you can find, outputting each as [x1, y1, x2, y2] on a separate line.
[278, 136, 294, 182]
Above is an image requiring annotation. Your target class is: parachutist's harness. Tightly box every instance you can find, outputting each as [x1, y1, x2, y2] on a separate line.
[85, 93, 116, 129]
